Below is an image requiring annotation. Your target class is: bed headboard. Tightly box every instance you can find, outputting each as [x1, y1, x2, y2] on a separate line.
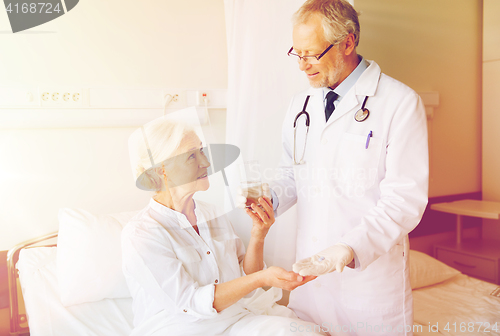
[7, 232, 58, 336]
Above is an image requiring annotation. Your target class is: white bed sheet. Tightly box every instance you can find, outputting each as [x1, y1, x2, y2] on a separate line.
[413, 274, 500, 336]
[17, 246, 500, 336]
[17, 246, 134, 336]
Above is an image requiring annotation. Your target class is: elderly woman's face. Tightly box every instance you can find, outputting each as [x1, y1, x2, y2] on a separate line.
[163, 132, 210, 194]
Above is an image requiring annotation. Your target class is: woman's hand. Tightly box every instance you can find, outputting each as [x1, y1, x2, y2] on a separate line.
[245, 195, 275, 240]
[242, 194, 274, 275]
[260, 266, 317, 291]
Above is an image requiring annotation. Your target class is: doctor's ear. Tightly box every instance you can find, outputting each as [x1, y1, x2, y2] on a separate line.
[343, 33, 356, 56]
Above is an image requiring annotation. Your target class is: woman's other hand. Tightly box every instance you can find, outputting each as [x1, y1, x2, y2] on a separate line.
[213, 266, 315, 312]
[245, 195, 275, 240]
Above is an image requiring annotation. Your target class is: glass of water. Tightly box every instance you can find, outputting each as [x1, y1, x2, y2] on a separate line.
[239, 160, 263, 209]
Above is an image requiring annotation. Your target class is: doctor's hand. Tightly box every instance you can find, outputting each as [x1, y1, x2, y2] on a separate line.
[245, 195, 275, 240]
[236, 182, 272, 209]
[292, 243, 355, 277]
[260, 266, 317, 291]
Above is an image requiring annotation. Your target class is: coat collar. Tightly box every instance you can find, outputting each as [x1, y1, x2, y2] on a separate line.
[354, 60, 381, 97]
[296, 60, 382, 128]
[325, 60, 381, 125]
[302, 60, 381, 100]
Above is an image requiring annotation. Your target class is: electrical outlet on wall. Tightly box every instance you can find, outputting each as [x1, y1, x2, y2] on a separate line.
[185, 89, 226, 108]
[196, 91, 209, 106]
[40, 88, 84, 107]
[162, 89, 186, 109]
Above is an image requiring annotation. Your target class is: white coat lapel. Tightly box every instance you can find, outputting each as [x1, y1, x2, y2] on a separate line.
[325, 90, 358, 125]
[301, 87, 325, 126]
[311, 90, 325, 125]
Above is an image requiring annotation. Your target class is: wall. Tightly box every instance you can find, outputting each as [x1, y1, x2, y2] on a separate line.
[355, 0, 483, 198]
[0, 0, 227, 88]
[0, 0, 486, 249]
[0, 0, 228, 250]
[482, 0, 500, 239]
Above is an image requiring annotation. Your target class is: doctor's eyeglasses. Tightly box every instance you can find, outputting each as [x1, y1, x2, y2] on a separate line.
[287, 44, 334, 64]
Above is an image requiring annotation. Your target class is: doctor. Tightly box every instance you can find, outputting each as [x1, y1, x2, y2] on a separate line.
[268, 0, 428, 335]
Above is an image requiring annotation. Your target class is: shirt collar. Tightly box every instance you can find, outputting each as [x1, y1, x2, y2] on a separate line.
[149, 197, 205, 229]
[322, 55, 368, 102]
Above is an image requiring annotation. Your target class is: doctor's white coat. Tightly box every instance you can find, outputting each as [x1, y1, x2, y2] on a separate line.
[271, 60, 429, 336]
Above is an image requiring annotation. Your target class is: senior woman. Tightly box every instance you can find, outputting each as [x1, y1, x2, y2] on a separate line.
[122, 116, 325, 336]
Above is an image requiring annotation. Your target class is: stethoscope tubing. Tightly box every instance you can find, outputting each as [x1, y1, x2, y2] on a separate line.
[293, 94, 371, 165]
[293, 95, 311, 165]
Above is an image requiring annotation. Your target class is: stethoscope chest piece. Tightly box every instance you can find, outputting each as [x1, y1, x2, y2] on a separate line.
[354, 108, 369, 122]
[354, 95, 370, 122]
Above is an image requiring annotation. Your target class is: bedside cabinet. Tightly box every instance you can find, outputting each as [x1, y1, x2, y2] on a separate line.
[434, 240, 500, 284]
[431, 200, 500, 284]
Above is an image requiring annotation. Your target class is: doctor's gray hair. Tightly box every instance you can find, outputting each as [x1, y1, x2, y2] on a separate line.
[293, 0, 360, 48]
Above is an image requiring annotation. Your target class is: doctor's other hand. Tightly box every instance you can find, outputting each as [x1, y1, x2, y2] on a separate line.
[245, 195, 275, 240]
[236, 182, 272, 209]
[260, 266, 317, 291]
[292, 243, 355, 277]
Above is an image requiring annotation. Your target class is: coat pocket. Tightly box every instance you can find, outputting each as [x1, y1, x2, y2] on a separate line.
[332, 132, 382, 193]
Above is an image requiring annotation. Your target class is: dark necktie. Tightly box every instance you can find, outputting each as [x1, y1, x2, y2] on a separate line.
[325, 91, 339, 122]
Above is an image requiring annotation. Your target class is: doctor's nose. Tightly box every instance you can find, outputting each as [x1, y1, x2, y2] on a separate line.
[298, 58, 312, 72]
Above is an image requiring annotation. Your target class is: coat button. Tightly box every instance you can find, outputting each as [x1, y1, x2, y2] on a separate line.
[183, 309, 187, 312]
[321, 138, 328, 145]
[207, 251, 211, 255]
[215, 279, 219, 284]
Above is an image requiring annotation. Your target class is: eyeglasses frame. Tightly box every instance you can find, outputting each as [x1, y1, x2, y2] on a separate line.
[287, 42, 338, 63]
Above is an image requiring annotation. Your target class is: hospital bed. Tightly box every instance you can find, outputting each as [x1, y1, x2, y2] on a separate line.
[7, 208, 500, 336]
[409, 250, 500, 336]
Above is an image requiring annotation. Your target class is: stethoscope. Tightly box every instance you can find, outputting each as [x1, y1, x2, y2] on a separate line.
[293, 94, 370, 165]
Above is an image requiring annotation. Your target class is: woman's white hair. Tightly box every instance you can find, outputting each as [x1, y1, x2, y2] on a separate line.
[128, 116, 196, 192]
[292, 0, 360, 47]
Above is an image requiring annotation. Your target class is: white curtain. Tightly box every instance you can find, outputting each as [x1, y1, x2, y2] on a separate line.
[223, 0, 309, 274]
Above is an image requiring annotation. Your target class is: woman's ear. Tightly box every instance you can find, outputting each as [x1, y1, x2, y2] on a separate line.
[159, 164, 167, 180]
[152, 166, 167, 185]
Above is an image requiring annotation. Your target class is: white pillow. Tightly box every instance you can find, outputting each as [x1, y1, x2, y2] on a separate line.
[410, 249, 461, 290]
[57, 208, 139, 306]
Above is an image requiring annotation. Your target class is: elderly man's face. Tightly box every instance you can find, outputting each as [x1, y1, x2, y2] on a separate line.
[292, 14, 348, 89]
